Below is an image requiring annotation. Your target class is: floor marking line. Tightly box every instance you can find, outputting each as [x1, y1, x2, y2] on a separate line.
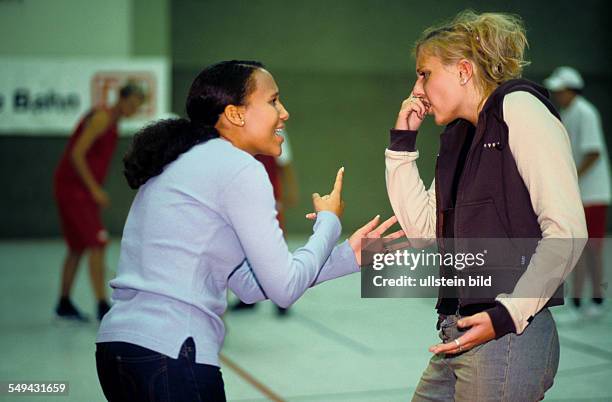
[293, 311, 374, 354]
[219, 353, 286, 402]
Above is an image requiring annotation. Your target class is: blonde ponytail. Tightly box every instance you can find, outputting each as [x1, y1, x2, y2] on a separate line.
[415, 10, 530, 97]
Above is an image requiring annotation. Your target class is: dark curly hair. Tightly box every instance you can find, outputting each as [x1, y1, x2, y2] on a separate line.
[123, 60, 264, 189]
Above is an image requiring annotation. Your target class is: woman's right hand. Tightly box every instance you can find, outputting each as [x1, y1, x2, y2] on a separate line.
[395, 91, 430, 131]
[90, 186, 110, 208]
[311, 167, 345, 217]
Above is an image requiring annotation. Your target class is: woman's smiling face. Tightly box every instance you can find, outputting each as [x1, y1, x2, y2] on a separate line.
[241, 69, 290, 156]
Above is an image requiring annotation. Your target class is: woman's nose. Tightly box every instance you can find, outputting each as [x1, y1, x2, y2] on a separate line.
[412, 78, 425, 97]
[279, 102, 290, 121]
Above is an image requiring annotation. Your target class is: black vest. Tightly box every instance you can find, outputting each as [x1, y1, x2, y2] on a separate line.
[435, 79, 564, 309]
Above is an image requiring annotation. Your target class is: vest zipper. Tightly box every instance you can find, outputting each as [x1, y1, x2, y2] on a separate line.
[435, 155, 444, 252]
[454, 122, 484, 309]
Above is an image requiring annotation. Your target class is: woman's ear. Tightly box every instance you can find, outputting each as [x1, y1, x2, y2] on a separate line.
[457, 59, 474, 85]
[223, 105, 245, 127]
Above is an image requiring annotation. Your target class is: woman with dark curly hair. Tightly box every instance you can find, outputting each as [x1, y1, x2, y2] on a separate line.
[95, 60, 399, 401]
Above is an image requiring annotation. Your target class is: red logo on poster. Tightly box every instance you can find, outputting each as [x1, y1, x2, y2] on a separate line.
[91, 72, 155, 117]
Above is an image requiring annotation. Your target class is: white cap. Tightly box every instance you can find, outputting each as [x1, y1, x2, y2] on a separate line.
[544, 66, 584, 91]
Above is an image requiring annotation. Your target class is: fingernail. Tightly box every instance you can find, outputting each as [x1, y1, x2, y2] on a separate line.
[374, 214, 380, 220]
[340, 166, 345, 172]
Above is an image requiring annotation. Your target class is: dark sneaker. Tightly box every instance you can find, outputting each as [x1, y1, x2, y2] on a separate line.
[230, 301, 257, 312]
[97, 300, 111, 321]
[276, 306, 290, 317]
[55, 297, 89, 322]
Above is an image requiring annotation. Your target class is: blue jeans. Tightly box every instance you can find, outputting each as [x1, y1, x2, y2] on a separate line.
[96, 338, 226, 402]
[412, 308, 559, 402]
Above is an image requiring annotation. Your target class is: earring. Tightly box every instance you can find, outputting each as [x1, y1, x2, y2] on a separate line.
[240, 120, 245, 126]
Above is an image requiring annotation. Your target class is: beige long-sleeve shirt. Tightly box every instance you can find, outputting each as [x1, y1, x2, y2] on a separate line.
[385, 91, 587, 334]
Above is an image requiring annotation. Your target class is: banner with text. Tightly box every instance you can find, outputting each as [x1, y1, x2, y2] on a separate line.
[0, 57, 170, 135]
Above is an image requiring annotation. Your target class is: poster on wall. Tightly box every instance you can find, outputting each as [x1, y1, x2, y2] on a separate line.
[0, 57, 170, 136]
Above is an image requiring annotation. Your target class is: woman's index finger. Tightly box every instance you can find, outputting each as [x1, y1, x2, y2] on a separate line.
[331, 166, 344, 195]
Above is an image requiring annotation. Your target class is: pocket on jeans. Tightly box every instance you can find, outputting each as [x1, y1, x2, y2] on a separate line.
[437, 315, 457, 342]
[439, 315, 457, 329]
[117, 354, 169, 401]
[108, 342, 166, 363]
[117, 353, 167, 364]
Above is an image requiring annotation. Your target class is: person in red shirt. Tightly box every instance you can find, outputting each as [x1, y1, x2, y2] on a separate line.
[54, 83, 145, 321]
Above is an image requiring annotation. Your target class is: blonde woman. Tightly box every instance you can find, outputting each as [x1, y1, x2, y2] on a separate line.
[385, 11, 587, 401]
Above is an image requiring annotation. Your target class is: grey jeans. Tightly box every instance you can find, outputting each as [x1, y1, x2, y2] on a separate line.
[412, 308, 559, 402]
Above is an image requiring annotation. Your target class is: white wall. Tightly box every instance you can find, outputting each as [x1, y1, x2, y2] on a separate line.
[0, 0, 132, 57]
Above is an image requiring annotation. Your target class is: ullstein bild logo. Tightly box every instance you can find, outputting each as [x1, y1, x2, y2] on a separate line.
[91, 71, 155, 117]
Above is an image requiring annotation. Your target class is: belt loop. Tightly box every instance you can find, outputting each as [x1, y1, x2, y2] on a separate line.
[180, 343, 188, 358]
[180, 338, 191, 358]
[436, 314, 445, 330]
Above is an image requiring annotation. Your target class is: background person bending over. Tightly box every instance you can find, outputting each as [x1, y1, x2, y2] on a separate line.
[54, 83, 145, 321]
[545, 66, 610, 320]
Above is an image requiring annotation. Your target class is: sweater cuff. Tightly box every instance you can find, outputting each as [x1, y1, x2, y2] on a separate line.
[486, 303, 517, 339]
[313, 210, 342, 240]
[389, 129, 418, 152]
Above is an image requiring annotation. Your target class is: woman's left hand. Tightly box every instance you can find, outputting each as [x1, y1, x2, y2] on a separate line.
[429, 312, 496, 355]
[347, 215, 405, 266]
[305, 214, 405, 266]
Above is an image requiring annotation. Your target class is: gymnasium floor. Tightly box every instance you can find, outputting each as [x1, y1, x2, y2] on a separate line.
[0, 237, 610, 401]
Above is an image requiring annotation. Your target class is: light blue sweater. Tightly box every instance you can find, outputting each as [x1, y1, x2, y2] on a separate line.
[96, 138, 359, 365]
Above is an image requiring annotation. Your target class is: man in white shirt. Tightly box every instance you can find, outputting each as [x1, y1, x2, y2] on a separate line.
[545, 66, 610, 317]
